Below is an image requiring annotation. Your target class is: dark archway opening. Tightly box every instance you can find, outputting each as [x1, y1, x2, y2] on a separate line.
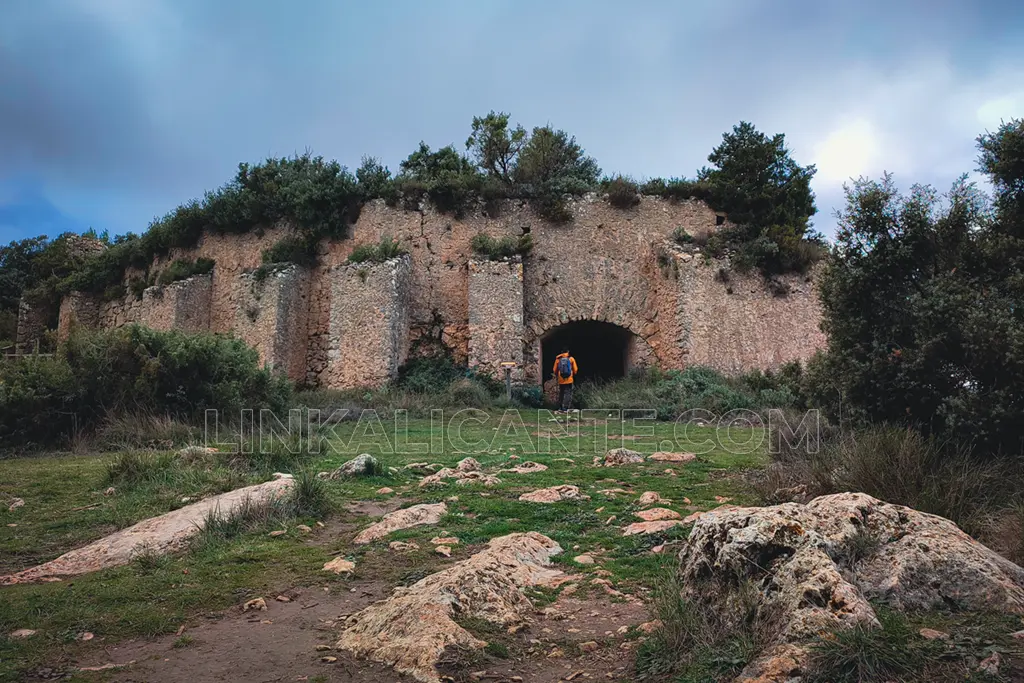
[541, 320, 633, 384]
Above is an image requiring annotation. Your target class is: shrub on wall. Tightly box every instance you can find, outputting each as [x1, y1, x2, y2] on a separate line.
[0, 325, 291, 447]
[469, 233, 533, 260]
[347, 237, 408, 264]
[155, 257, 215, 286]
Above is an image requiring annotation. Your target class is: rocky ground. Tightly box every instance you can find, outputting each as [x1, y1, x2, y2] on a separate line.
[1, 414, 1022, 682]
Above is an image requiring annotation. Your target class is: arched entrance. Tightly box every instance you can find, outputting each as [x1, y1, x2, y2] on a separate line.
[540, 320, 635, 384]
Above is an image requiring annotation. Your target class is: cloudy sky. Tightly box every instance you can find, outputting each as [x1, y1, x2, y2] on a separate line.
[1, 0, 1022, 244]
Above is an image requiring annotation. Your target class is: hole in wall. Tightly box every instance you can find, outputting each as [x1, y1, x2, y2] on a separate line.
[541, 320, 635, 383]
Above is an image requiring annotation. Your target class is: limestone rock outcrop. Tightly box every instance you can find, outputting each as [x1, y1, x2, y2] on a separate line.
[336, 532, 563, 682]
[352, 503, 447, 544]
[677, 492, 1024, 682]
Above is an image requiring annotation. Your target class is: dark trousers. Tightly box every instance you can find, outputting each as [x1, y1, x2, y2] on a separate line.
[558, 383, 573, 411]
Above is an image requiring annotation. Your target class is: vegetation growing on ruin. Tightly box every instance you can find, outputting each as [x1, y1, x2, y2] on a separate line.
[346, 236, 407, 264]
[469, 232, 534, 260]
[155, 257, 215, 286]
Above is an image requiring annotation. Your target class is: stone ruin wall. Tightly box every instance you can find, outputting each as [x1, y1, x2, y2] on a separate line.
[44, 195, 827, 388]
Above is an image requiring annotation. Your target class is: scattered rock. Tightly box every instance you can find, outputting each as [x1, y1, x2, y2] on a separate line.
[918, 627, 949, 640]
[177, 445, 218, 461]
[320, 656, 338, 663]
[353, 503, 447, 544]
[9, 629, 36, 639]
[323, 558, 356, 574]
[648, 452, 696, 463]
[268, 530, 287, 537]
[405, 463, 444, 475]
[180, 497, 192, 504]
[604, 515, 617, 525]
[103, 487, 116, 496]
[664, 469, 677, 477]
[622, 520, 681, 536]
[76, 631, 94, 641]
[376, 487, 395, 495]
[771, 484, 810, 504]
[0, 475, 296, 585]
[634, 508, 681, 522]
[243, 598, 267, 612]
[598, 488, 629, 496]
[978, 651, 1001, 675]
[336, 533, 563, 682]
[1011, 629, 1024, 641]
[315, 644, 332, 651]
[651, 544, 665, 554]
[331, 454, 380, 478]
[519, 485, 589, 504]
[574, 554, 595, 565]
[389, 541, 420, 552]
[637, 620, 662, 634]
[419, 467, 501, 488]
[456, 457, 481, 472]
[275, 595, 291, 602]
[682, 511, 703, 524]
[713, 495, 733, 504]
[677, 492, 1024, 682]
[637, 491, 668, 507]
[430, 536, 459, 545]
[602, 448, 644, 466]
[296, 524, 312, 534]
[435, 545, 452, 557]
[578, 641, 599, 652]
[8, 498, 24, 511]
[501, 461, 549, 474]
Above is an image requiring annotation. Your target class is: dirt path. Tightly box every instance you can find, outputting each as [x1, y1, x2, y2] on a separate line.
[72, 585, 647, 683]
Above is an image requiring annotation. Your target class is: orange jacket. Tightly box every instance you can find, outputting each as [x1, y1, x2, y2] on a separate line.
[553, 353, 578, 384]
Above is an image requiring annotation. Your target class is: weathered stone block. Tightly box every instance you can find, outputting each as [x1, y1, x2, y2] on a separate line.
[234, 265, 310, 382]
[56, 292, 100, 341]
[468, 258, 524, 381]
[326, 256, 411, 388]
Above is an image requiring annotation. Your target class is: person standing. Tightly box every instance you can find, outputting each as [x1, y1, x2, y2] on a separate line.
[552, 347, 578, 412]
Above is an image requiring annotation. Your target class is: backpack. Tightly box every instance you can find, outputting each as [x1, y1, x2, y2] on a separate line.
[557, 356, 572, 379]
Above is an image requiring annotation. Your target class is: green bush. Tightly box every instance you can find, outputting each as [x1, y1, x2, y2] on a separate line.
[261, 234, 317, 267]
[469, 233, 533, 260]
[0, 325, 291, 447]
[603, 175, 640, 209]
[396, 355, 469, 394]
[155, 257, 215, 286]
[347, 237, 408, 264]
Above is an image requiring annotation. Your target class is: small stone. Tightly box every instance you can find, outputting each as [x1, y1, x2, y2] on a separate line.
[547, 647, 565, 658]
[652, 544, 665, 554]
[6, 523, 16, 527]
[180, 497, 192, 503]
[9, 629, 36, 639]
[322, 558, 355, 574]
[574, 554, 595, 565]
[622, 520, 681, 536]
[604, 515, 617, 525]
[714, 496, 733, 504]
[603, 448, 644, 466]
[296, 524, 312, 534]
[634, 508, 681, 522]
[243, 598, 267, 612]
[316, 521, 325, 528]
[430, 532, 458, 544]
[578, 641, 599, 653]
[918, 627, 949, 640]
[331, 454, 380, 478]
[389, 541, 420, 551]
[637, 620, 662, 634]
[103, 487, 116, 496]
[268, 530, 287, 537]
[8, 498, 24, 511]
[595, 506, 605, 513]
[561, 584, 578, 596]
[315, 644, 332, 651]
[76, 632, 94, 641]
[320, 656, 338, 663]
[637, 491, 667, 507]
[648, 452, 696, 463]
[664, 469, 677, 476]
[1011, 629, 1024, 641]
[978, 651, 1001, 675]
[376, 487, 394, 495]
[435, 545, 452, 557]
[275, 595, 291, 602]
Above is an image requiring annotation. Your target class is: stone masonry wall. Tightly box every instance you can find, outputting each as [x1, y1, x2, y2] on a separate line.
[325, 255, 411, 388]
[99, 274, 212, 334]
[233, 265, 310, 383]
[56, 292, 100, 341]
[15, 297, 52, 345]
[60, 195, 828, 389]
[468, 257, 525, 382]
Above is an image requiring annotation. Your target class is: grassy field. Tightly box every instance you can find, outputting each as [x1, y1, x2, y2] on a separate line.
[0, 411, 766, 682]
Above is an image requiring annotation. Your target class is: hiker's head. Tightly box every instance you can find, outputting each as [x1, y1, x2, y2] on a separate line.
[561, 347, 570, 355]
